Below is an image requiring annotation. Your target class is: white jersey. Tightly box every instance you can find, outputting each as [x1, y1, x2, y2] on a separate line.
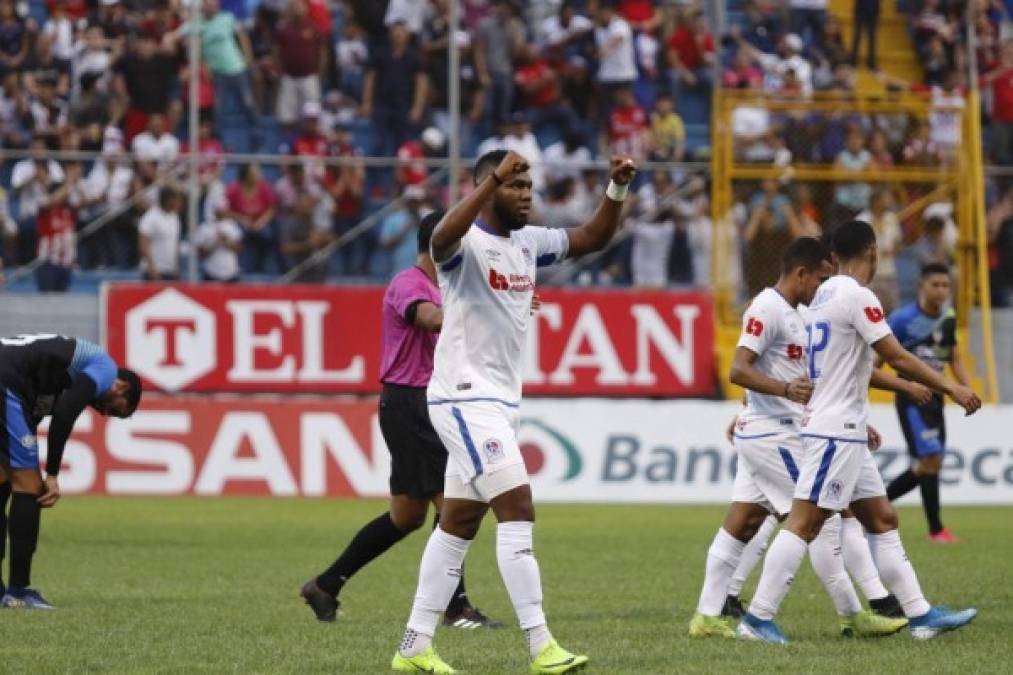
[429, 222, 569, 406]
[801, 275, 892, 440]
[736, 288, 809, 431]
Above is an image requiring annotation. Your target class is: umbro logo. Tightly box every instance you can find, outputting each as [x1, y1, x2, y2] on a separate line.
[484, 249, 501, 260]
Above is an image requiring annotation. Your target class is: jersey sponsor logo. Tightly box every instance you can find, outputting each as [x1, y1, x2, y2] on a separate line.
[489, 268, 510, 290]
[864, 307, 885, 323]
[786, 344, 804, 360]
[744, 317, 764, 337]
[488, 267, 535, 292]
[483, 438, 505, 463]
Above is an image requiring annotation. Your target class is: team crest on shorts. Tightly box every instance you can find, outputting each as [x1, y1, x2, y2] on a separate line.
[483, 438, 504, 463]
[21, 434, 37, 449]
[827, 479, 844, 501]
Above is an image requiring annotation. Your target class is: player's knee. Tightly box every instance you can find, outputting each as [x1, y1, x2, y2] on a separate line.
[391, 509, 428, 532]
[867, 504, 899, 533]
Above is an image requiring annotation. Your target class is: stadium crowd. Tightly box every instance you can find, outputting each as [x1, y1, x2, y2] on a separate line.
[0, 0, 1008, 305]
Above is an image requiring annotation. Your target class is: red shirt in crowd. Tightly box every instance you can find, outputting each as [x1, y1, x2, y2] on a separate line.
[308, 0, 333, 37]
[275, 16, 325, 78]
[48, 0, 87, 20]
[515, 59, 560, 108]
[668, 27, 714, 71]
[396, 140, 427, 186]
[990, 67, 1013, 123]
[182, 137, 225, 181]
[226, 180, 277, 221]
[617, 0, 654, 24]
[326, 141, 364, 218]
[37, 204, 76, 268]
[609, 103, 650, 159]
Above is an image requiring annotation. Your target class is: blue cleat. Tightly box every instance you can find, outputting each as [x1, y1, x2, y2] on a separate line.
[909, 606, 977, 640]
[736, 613, 789, 644]
[1, 587, 56, 610]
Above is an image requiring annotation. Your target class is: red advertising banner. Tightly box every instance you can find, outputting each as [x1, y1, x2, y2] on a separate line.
[103, 283, 715, 397]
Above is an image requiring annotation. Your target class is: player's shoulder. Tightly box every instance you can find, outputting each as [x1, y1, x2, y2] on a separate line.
[888, 302, 920, 324]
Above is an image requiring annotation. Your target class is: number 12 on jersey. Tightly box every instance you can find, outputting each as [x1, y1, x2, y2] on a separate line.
[806, 322, 830, 380]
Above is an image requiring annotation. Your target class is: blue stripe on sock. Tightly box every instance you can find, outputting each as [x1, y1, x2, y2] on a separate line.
[778, 447, 800, 483]
[808, 439, 837, 502]
[451, 406, 483, 476]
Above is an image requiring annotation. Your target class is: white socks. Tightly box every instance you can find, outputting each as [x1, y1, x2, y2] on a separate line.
[840, 517, 889, 601]
[728, 515, 777, 598]
[402, 527, 472, 656]
[748, 529, 808, 621]
[497, 521, 552, 659]
[807, 514, 861, 616]
[696, 527, 747, 615]
[867, 529, 931, 618]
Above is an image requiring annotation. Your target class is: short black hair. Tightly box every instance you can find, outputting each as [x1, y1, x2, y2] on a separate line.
[159, 187, 177, 208]
[782, 236, 832, 274]
[474, 150, 507, 185]
[418, 210, 443, 253]
[831, 219, 877, 260]
[118, 368, 142, 417]
[921, 262, 950, 278]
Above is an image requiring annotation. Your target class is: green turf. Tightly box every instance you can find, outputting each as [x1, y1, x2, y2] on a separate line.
[0, 498, 1009, 674]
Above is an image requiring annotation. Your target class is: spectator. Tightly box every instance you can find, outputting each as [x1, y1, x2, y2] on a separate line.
[902, 119, 942, 165]
[982, 40, 1013, 166]
[630, 169, 677, 288]
[514, 43, 576, 140]
[380, 185, 427, 276]
[28, 76, 69, 145]
[539, 177, 585, 230]
[987, 185, 1013, 306]
[195, 197, 243, 282]
[594, 1, 638, 100]
[396, 126, 444, 190]
[182, 117, 227, 223]
[913, 0, 957, 60]
[617, 0, 661, 33]
[275, 0, 326, 134]
[857, 188, 902, 313]
[649, 93, 685, 162]
[360, 21, 428, 157]
[11, 138, 65, 264]
[833, 128, 873, 220]
[544, 129, 592, 184]
[288, 100, 330, 184]
[816, 15, 850, 71]
[131, 113, 180, 168]
[42, 4, 75, 67]
[24, 34, 71, 100]
[793, 183, 823, 236]
[327, 121, 368, 275]
[607, 87, 650, 161]
[35, 163, 80, 293]
[851, 0, 880, 70]
[0, 0, 30, 78]
[665, 9, 715, 97]
[744, 178, 803, 296]
[737, 0, 784, 54]
[474, 0, 523, 126]
[91, 0, 132, 50]
[115, 32, 180, 143]
[226, 162, 278, 274]
[73, 26, 113, 98]
[902, 216, 955, 303]
[540, 1, 594, 61]
[680, 175, 713, 287]
[335, 19, 368, 99]
[384, 0, 430, 35]
[82, 136, 134, 269]
[790, 0, 828, 49]
[138, 187, 182, 281]
[505, 114, 546, 190]
[722, 49, 764, 90]
[276, 163, 333, 281]
[0, 183, 14, 269]
[747, 32, 814, 96]
[248, 5, 280, 115]
[869, 129, 894, 166]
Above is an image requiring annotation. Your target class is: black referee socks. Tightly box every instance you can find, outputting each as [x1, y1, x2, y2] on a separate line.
[8, 491, 41, 590]
[317, 512, 408, 596]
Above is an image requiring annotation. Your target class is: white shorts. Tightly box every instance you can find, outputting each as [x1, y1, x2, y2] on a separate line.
[277, 75, 322, 123]
[732, 430, 803, 516]
[428, 401, 528, 503]
[794, 435, 887, 510]
[444, 463, 530, 502]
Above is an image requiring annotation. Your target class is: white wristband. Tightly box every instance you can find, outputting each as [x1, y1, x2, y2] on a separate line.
[606, 180, 629, 202]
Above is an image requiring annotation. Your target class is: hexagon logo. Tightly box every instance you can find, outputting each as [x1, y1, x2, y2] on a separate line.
[125, 288, 216, 391]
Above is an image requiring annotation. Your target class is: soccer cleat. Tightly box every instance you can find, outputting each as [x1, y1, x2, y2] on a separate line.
[300, 579, 339, 622]
[909, 606, 977, 640]
[869, 594, 905, 619]
[529, 639, 589, 674]
[736, 613, 788, 644]
[929, 528, 960, 544]
[721, 594, 746, 618]
[1, 587, 56, 610]
[840, 610, 908, 638]
[443, 605, 505, 629]
[391, 647, 456, 674]
[689, 613, 736, 638]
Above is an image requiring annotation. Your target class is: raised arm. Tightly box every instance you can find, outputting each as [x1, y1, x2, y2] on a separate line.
[566, 158, 637, 257]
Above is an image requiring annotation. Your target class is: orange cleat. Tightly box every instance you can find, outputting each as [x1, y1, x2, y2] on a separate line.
[929, 528, 960, 543]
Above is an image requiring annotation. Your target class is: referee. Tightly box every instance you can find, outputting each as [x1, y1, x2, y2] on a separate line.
[301, 211, 501, 629]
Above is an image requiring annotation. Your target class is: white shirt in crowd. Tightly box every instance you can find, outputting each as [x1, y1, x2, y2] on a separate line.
[132, 132, 180, 166]
[756, 52, 813, 96]
[540, 12, 593, 48]
[631, 219, 675, 288]
[384, 0, 431, 33]
[195, 218, 243, 281]
[43, 17, 76, 62]
[138, 204, 181, 277]
[595, 16, 637, 83]
[789, 0, 828, 9]
[543, 140, 591, 183]
[85, 161, 134, 208]
[10, 160, 64, 219]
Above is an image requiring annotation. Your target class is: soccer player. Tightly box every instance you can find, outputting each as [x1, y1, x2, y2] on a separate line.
[737, 220, 981, 644]
[0, 334, 142, 608]
[300, 212, 502, 629]
[883, 263, 967, 542]
[689, 238, 908, 640]
[390, 150, 636, 674]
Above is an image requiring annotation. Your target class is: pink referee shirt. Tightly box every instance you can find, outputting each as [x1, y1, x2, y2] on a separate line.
[379, 266, 441, 386]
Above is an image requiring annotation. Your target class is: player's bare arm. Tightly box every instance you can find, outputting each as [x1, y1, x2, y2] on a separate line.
[949, 348, 971, 387]
[872, 335, 981, 415]
[429, 150, 529, 262]
[412, 302, 443, 332]
[869, 368, 933, 405]
[566, 157, 637, 257]
[729, 346, 813, 405]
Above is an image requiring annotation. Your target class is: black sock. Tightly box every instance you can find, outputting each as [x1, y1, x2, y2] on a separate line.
[316, 512, 408, 596]
[919, 474, 943, 534]
[0, 482, 10, 587]
[886, 469, 919, 501]
[8, 492, 41, 590]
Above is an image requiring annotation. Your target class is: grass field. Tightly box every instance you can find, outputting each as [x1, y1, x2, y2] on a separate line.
[1, 498, 1010, 674]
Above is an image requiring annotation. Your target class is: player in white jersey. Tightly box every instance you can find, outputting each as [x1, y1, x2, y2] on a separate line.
[689, 238, 908, 640]
[738, 220, 982, 644]
[391, 149, 637, 674]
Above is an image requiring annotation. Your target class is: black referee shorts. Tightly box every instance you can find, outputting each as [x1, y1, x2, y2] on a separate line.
[378, 383, 447, 498]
